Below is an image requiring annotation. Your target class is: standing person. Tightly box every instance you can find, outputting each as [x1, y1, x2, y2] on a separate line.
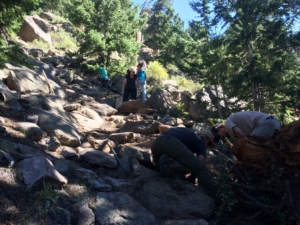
[137, 60, 147, 102]
[121, 67, 138, 102]
[212, 111, 281, 141]
[97, 63, 113, 90]
[151, 124, 220, 203]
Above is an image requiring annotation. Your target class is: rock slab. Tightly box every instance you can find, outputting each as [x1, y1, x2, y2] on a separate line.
[95, 192, 155, 225]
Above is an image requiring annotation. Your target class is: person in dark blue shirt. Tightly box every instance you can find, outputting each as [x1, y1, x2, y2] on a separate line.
[151, 124, 220, 203]
[121, 67, 138, 102]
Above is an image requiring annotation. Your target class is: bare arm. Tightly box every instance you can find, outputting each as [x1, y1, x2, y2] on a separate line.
[158, 124, 172, 134]
[122, 78, 127, 90]
[198, 155, 206, 164]
[232, 126, 246, 138]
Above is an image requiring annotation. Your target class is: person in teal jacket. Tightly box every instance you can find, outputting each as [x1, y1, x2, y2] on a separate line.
[97, 63, 113, 90]
[137, 60, 147, 102]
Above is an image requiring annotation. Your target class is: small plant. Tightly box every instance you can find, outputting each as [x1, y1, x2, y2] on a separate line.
[27, 39, 50, 52]
[50, 30, 78, 52]
[173, 102, 189, 119]
[170, 75, 204, 93]
[147, 61, 169, 82]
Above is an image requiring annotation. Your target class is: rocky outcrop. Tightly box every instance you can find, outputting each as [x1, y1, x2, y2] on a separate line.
[119, 121, 159, 134]
[18, 16, 52, 46]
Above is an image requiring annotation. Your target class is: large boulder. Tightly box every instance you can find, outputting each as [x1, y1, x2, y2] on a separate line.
[77, 203, 95, 225]
[29, 108, 81, 147]
[23, 93, 69, 120]
[189, 101, 205, 121]
[108, 132, 135, 143]
[32, 15, 50, 33]
[165, 84, 181, 101]
[18, 16, 52, 46]
[94, 192, 155, 225]
[0, 78, 20, 102]
[147, 89, 175, 114]
[19, 156, 68, 187]
[70, 112, 103, 132]
[118, 121, 159, 134]
[118, 100, 147, 113]
[5, 63, 51, 95]
[39, 12, 57, 21]
[18, 122, 47, 141]
[89, 102, 118, 116]
[133, 178, 215, 220]
[80, 148, 118, 168]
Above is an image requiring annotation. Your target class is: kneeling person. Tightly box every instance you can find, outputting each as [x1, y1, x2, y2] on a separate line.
[151, 124, 219, 202]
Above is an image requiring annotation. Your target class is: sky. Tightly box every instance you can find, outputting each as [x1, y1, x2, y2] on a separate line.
[132, 0, 198, 27]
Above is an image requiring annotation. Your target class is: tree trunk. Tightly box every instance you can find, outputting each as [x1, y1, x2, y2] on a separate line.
[50, 1, 54, 12]
[252, 82, 260, 111]
[214, 83, 223, 119]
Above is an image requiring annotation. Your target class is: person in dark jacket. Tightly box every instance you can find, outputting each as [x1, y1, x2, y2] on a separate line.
[151, 124, 220, 203]
[121, 67, 138, 102]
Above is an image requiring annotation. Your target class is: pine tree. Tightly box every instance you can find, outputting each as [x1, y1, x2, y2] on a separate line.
[66, 0, 147, 72]
[143, 0, 185, 67]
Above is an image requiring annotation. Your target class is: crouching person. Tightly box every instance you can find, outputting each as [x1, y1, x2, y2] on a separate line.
[151, 124, 220, 203]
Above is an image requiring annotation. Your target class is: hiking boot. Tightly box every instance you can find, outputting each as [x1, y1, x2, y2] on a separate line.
[157, 154, 171, 177]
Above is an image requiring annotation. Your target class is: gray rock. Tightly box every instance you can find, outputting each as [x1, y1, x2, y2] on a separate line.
[61, 147, 78, 160]
[80, 149, 118, 168]
[28, 48, 44, 58]
[108, 132, 134, 143]
[75, 167, 96, 180]
[0, 168, 17, 184]
[147, 89, 175, 114]
[5, 63, 50, 95]
[118, 121, 159, 134]
[160, 115, 183, 126]
[166, 85, 181, 101]
[40, 56, 64, 67]
[99, 177, 137, 193]
[77, 203, 95, 225]
[18, 16, 52, 46]
[19, 156, 67, 187]
[39, 12, 57, 21]
[6, 99, 22, 110]
[65, 71, 74, 84]
[118, 100, 147, 114]
[100, 98, 116, 108]
[162, 219, 209, 225]
[18, 122, 47, 141]
[48, 207, 71, 225]
[63, 103, 81, 111]
[182, 90, 193, 98]
[87, 180, 113, 192]
[29, 108, 81, 147]
[88, 138, 115, 153]
[70, 108, 103, 132]
[137, 108, 158, 114]
[180, 94, 190, 112]
[32, 15, 50, 33]
[90, 102, 118, 116]
[133, 178, 215, 220]
[118, 145, 145, 160]
[94, 192, 155, 225]
[48, 137, 61, 152]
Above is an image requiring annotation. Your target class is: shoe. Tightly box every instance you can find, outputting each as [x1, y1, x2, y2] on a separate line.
[157, 154, 171, 177]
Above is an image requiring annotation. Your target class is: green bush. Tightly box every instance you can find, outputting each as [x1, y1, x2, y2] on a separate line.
[27, 39, 50, 52]
[146, 61, 169, 82]
[50, 30, 78, 52]
[170, 75, 204, 93]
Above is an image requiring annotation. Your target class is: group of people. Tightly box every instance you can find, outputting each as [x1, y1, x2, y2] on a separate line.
[151, 111, 281, 204]
[96, 63, 282, 204]
[97, 60, 147, 102]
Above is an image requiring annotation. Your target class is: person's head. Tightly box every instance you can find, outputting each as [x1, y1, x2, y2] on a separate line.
[198, 130, 216, 148]
[211, 123, 227, 143]
[100, 63, 104, 67]
[138, 60, 146, 69]
[129, 66, 136, 75]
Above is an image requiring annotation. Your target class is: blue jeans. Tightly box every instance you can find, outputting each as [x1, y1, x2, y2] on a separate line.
[138, 80, 146, 101]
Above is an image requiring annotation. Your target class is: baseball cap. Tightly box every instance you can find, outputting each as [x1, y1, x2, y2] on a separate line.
[198, 130, 216, 148]
[129, 67, 136, 73]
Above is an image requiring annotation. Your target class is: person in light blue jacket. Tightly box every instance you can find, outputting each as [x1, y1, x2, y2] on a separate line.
[137, 60, 147, 102]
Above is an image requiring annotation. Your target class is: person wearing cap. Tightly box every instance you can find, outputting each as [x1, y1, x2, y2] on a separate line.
[122, 67, 138, 102]
[212, 111, 281, 141]
[151, 124, 220, 202]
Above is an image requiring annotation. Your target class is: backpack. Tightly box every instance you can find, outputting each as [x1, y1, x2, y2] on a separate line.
[137, 69, 146, 81]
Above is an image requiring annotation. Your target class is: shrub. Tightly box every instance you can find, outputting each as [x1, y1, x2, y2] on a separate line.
[170, 75, 204, 93]
[146, 61, 169, 82]
[27, 39, 50, 52]
[50, 30, 78, 52]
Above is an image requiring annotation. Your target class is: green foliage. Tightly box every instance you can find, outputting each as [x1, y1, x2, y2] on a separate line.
[27, 39, 50, 52]
[143, 0, 185, 67]
[147, 61, 169, 82]
[0, 45, 34, 69]
[50, 30, 78, 52]
[173, 102, 189, 119]
[66, 0, 147, 72]
[170, 76, 204, 93]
